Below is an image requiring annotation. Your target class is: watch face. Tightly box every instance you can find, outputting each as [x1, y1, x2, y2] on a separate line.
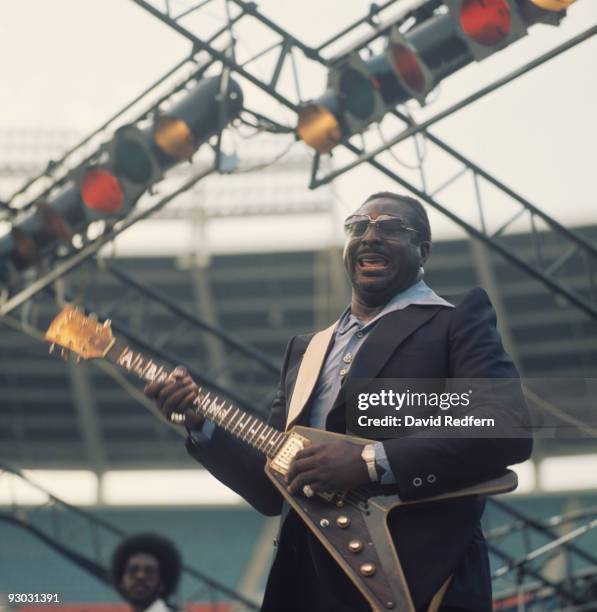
[362, 446, 375, 461]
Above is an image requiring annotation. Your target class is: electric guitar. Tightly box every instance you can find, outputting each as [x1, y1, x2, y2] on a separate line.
[45, 305, 517, 612]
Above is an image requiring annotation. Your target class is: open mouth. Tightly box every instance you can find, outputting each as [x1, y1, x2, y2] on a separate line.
[357, 254, 389, 271]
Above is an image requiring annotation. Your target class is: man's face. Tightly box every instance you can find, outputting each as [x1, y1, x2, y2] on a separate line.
[343, 197, 429, 304]
[120, 553, 164, 609]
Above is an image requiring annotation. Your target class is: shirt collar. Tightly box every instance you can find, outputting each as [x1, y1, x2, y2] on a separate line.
[337, 280, 453, 335]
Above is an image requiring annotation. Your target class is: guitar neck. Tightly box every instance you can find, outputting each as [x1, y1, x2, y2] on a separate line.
[105, 337, 286, 459]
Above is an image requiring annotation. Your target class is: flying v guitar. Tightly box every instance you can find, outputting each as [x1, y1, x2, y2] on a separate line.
[45, 305, 517, 612]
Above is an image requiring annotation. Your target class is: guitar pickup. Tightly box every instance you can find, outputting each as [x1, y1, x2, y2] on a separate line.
[269, 431, 310, 476]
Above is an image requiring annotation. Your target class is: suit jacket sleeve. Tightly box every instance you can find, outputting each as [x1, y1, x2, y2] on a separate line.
[184, 338, 297, 516]
[383, 287, 533, 501]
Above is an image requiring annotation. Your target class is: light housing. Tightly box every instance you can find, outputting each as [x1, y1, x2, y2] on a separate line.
[386, 27, 434, 105]
[80, 168, 124, 215]
[153, 75, 243, 161]
[327, 53, 386, 135]
[445, 0, 527, 61]
[297, 95, 343, 154]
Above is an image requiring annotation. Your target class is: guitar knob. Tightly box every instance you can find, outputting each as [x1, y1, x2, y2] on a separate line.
[336, 515, 350, 528]
[348, 540, 363, 553]
[359, 563, 376, 577]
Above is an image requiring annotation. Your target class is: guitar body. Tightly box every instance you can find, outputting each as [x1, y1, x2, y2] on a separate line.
[265, 425, 518, 612]
[265, 426, 411, 611]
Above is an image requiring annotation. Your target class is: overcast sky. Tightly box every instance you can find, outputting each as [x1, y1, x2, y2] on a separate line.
[0, 0, 595, 252]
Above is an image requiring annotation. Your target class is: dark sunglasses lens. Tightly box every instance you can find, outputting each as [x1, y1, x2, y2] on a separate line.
[345, 220, 368, 237]
[378, 219, 408, 236]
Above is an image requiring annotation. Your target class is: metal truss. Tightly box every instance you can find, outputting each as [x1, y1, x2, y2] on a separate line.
[125, 0, 597, 322]
[486, 498, 597, 608]
[0, 463, 259, 610]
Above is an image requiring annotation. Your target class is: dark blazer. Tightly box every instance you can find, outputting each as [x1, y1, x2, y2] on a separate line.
[186, 287, 532, 611]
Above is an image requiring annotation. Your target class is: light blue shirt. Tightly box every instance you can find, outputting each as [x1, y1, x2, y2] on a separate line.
[196, 280, 453, 486]
[308, 280, 453, 484]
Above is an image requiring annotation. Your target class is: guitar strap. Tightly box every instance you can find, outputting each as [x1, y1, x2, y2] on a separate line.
[285, 321, 337, 431]
[427, 575, 452, 612]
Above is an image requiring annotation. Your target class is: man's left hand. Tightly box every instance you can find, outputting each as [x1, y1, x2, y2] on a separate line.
[286, 441, 370, 494]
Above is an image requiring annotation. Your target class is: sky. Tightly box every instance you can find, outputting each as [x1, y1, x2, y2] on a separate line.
[0, 0, 596, 253]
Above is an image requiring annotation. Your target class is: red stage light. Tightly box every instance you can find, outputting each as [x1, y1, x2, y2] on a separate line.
[460, 0, 512, 46]
[80, 169, 124, 215]
[390, 44, 426, 95]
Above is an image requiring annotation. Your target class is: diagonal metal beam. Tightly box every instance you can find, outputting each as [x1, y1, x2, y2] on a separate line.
[344, 139, 597, 320]
[311, 26, 597, 186]
[0, 166, 214, 317]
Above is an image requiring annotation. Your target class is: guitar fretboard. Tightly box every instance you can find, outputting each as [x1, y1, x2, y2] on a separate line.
[108, 340, 287, 459]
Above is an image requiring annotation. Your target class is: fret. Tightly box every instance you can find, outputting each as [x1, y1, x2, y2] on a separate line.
[222, 403, 235, 424]
[235, 416, 252, 438]
[230, 409, 245, 434]
[224, 407, 240, 430]
[243, 417, 261, 442]
[257, 427, 275, 452]
[207, 397, 224, 421]
[243, 416, 260, 442]
[234, 415, 248, 438]
[247, 421, 264, 445]
[198, 392, 212, 415]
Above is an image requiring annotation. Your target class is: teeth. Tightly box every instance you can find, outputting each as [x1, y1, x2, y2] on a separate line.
[359, 255, 386, 264]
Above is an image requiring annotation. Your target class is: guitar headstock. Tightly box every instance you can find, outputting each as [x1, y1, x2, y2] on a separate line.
[45, 305, 115, 360]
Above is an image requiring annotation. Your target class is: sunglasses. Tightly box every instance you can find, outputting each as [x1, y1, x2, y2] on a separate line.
[344, 214, 419, 240]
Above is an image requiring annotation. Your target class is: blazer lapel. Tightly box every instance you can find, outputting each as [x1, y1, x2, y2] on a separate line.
[329, 304, 444, 416]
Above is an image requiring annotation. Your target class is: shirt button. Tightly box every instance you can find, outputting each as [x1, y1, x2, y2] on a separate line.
[356, 331, 364, 338]
[340, 368, 347, 377]
[413, 477, 422, 487]
[343, 353, 352, 364]
[427, 474, 437, 484]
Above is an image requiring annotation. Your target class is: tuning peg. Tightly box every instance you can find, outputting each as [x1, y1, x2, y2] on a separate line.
[60, 348, 69, 362]
[48, 343, 55, 354]
[103, 319, 112, 328]
[75, 356, 82, 363]
[88, 313, 98, 321]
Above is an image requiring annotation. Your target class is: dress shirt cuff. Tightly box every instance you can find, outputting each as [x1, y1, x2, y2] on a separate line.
[374, 441, 396, 485]
[189, 419, 216, 447]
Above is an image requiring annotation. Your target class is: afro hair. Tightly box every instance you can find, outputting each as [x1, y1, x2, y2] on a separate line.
[111, 533, 182, 599]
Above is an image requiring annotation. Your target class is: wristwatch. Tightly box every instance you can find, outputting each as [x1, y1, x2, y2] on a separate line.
[361, 444, 379, 482]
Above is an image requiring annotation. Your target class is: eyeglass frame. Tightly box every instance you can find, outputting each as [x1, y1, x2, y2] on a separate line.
[343, 213, 420, 240]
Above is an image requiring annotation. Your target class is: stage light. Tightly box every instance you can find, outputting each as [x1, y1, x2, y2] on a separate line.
[386, 27, 434, 104]
[0, 76, 244, 281]
[0, 187, 85, 273]
[80, 124, 161, 220]
[327, 53, 386, 135]
[528, 0, 575, 9]
[445, 0, 527, 61]
[152, 75, 243, 161]
[80, 168, 124, 215]
[113, 127, 155, 184]
[296, 100, 342, 154]
[153, 116, 195, 161]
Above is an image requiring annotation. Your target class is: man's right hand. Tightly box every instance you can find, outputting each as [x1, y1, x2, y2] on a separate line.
[144, 367, 205, 430]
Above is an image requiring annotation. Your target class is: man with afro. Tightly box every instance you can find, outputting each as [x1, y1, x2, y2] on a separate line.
[111, 533, 182, 612]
